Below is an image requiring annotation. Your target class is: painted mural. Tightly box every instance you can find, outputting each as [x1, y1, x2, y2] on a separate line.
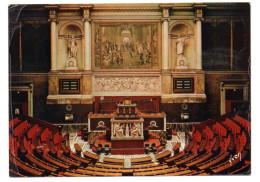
[94, 23, 159, 69]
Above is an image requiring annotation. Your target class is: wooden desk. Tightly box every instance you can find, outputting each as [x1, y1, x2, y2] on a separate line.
[165, 152, 185, 164]
[83, 151, 100, 164]
[131, 156, 152, 164]
[74, 143, 82, 155]
[88, 112, 166, 132]
[155, 150, 172, 163]
[173, 142, 181, 153]
[103, 157, 125, 164]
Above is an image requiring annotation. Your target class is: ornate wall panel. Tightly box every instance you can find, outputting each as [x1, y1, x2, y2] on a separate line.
[93, 22, 159, 69]
[93, 76, 161, 94]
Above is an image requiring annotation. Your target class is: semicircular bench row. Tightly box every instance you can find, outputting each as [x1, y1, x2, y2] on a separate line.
[9, 113, 250, 177]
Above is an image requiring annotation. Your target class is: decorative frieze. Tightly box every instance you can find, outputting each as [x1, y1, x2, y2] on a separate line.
[94, 76, 160, 93]
[161, 94, 207, 103]
[46, 95, 93, 104]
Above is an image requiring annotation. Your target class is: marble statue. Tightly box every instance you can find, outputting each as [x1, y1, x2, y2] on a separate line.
[175, 34, 190, 69]
[176, 35, 186, 55]
[69, 35, 78, 58]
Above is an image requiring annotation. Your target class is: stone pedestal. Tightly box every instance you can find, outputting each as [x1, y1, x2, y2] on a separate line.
[177, 55, 188, 69]
[65, 57, 79, 70]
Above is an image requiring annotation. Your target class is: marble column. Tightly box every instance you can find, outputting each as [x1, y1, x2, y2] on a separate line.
[162, 19, 169, 70]
[50, 20, 57, 71]
[84, 20, 91, 70]
[196, 19, 202, 70]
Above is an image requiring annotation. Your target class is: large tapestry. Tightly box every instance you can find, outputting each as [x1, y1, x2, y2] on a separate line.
[94, 23, 159, 69]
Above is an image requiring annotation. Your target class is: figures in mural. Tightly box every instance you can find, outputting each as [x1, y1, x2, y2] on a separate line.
[69, 35, 78, 58]
[95, 24, 157, 68]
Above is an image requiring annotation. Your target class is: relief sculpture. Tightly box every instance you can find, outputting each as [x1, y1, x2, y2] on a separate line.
[94, 76, 160, 92]
[113, 123, 142, 138]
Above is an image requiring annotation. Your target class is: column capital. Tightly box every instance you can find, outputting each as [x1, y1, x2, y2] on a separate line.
[48, 18, 58, 23]
[193, 17, 204, 23]
[192, 3, 207, 21]
[45, 5, 59, 23]
[82, 18, 91, 22]
[161, 18, 170, 23]
[159, 4, 172, 18]
[81, 5, 93, 21]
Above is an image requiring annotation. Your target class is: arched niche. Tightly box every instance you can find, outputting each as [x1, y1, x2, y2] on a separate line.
[169, 21, 195, 69]
[58, 22, 84, 70]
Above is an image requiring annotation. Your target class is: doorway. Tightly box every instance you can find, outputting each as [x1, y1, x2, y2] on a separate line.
[9, 83, 33, 118]
[220, 81, 249, 115]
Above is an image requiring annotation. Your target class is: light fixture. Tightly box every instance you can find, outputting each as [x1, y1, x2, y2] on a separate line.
[181, 113, 189, 120]
[65, 114, 73, 121]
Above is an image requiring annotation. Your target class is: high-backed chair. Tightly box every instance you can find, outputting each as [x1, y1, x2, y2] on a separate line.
[97, 144, 102, 155]
[151, 143, 157, 154]
[160, 139, 166, 148]
[104, 144, 110, 155]
[89, 140, 95, 149]
[144, 143, 150, 154]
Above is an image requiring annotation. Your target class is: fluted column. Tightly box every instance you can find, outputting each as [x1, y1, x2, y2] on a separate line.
[46, 5, 59, 71]
[160, 5, 170, 70]
[84, 20, 91, 70]
[162, 19, 169, 70]
[196, 19, 202, 69]
[50, 20, 57, 71]
[81, 5, 93, 71]
[193, 3, 206, 70]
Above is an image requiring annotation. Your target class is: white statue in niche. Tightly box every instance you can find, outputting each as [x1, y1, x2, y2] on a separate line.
[69, 35, 78, 58]
[175, 34, 190, 69]
[59, 34, 81, 70]
[176, 35, 186, 55]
